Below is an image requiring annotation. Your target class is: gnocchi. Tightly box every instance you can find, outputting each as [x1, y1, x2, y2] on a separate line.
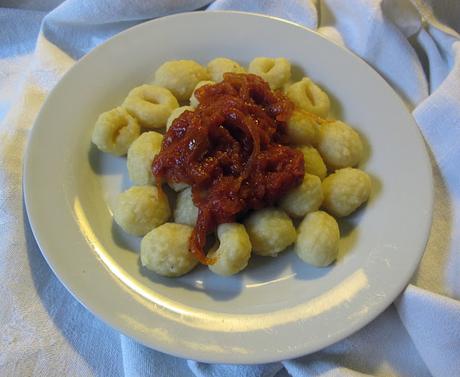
[92, 107, 140, 156]
[153, 60, 210, 101]
[317, 120, 364, 170]
[113, 186, 170, 236]
[248, 57, 291, 90]
[127, 131, 163, 185]
[298, 145, 327, 180]
[286, 77, 330, 118]
[322, 168, 371, 217]
[280, 174, 323, 217]
[122, 84, 178, 129]
[294, 211, 340, 266]
[244, 208, 296, 257]
[174, 187, 198, 226]
[141, 223, 198, 277]
[207, 58, 245, 82]
[208, 223, 252, 276]
[286, 109, 319, 146]
[92, 56, 374, 279]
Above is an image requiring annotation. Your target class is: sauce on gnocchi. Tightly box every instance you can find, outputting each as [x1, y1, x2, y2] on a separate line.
[152, 73, 304, 264]
[91, 57, 373, 278]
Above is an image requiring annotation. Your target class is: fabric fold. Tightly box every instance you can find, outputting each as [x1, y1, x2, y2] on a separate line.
[396, 285, 460, 377]
[42, 0, 213, 58]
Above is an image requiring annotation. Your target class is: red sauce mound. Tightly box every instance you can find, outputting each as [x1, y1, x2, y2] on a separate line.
[152, 73, 305, 264]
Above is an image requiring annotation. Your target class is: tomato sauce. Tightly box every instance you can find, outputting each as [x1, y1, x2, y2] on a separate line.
[152, 73, 304, 264]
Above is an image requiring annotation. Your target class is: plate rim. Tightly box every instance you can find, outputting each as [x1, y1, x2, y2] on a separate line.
[23, 10, 434, 364]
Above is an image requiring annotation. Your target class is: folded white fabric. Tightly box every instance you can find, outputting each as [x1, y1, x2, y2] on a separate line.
[1, 1, 459, 376]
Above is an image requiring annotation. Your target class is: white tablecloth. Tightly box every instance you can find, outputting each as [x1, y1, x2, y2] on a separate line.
[1, 1, 460, 376]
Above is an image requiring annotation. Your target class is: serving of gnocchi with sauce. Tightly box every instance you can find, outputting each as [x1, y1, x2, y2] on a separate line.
[91, 57, 372, 279]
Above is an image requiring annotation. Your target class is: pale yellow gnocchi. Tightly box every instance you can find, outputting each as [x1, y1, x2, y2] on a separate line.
[322, 168, 371, 217]
[127, 131, 163, 185]
[286, 109, 319, 146]
[207, 57, 245, 82]
[286, 77, 330, 118]
[294, 211, 340, 266]
[298, 145, 327, 180]
[248, 57, 291, 90]
[153, 60, 210, 101]
[244, 208, 296, 257]
[92, 107, 140, 156]
[122, 84, 178, 129]
[317, 120, 364, 170]
[208, 223, 252, 276]
[113, 186, 170, 236]
[174, 187, 198, 226]
[280, 174, 323, 218]
[140, 223, 198, 277]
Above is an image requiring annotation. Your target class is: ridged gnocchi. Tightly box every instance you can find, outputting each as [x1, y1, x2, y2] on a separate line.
[127, 131, 163, 185]
[244, 208, 296, 257]
[208, 223, 252, 276]
[140, 223, 198, 277]
[122, 84, 178, 129]
[153, 60, 210, 101]
[248, 57, 291, 90]
[280, 174, 323, 217]
[92, 107, 140, 156]
[317, 120, 364, 170]
[322, 168, 371, 217]
[286, 77, 330, 118]
[294, 211, 340, 266]
[113, 186, 170, 236]
[207, 58, 245, 82]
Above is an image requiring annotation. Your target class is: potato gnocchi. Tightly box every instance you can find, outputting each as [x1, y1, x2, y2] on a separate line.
[286, 77, 330, 118]
[113, 186, 170, 237]
[127, 131, 163, 185]
[322, 168, 371, 217]
[153, 60, 210, 101]
[244, 208, 297, 257]
[141, 223, 197, 277]
[174, 187, 198, 226]
[122, 84, 178, 129]
[280, 174, 323, 218]
[295, 211, 340, 267]
[317, 120, 364, 170]
[208, 223, 252, 276]
[92, 107, 140, 156]
[248, 57, 291, 90]
[208, 57, 245, 82]
[91, 57, 373, 278]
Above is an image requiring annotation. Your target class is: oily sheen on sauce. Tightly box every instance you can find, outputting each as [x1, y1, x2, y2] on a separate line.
[152, 73, 305, 264]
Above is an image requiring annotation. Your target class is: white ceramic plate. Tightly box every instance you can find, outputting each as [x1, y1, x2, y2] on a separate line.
[24, 12, 433, 364]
